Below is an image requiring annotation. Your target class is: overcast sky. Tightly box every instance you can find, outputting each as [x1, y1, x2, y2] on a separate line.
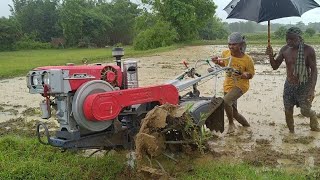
[1, 0, 320, 25]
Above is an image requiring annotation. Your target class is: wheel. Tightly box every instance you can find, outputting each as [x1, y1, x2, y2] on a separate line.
[72, 80, 115, 132]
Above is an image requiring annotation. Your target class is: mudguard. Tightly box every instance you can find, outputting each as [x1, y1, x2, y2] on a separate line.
[188, 97, 224, 133]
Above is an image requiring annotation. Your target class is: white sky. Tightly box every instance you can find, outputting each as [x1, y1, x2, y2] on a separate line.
[0, 0, 11, 17]
[1, 0, 320, 25]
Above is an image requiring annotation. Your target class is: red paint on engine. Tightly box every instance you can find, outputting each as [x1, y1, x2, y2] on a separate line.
[83, 84, 179, 121]
[36, 65, 122, 90]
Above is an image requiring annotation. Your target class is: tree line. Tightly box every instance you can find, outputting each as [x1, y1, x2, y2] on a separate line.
[1, 0, 318, 52]
[228, 21, 320, 36]
[0, 0, 228, 51]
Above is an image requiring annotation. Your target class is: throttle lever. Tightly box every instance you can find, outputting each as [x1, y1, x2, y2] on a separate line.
[182, 60, 189, 68]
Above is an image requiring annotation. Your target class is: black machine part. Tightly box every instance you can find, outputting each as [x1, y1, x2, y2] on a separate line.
[188, 97, 224, 133]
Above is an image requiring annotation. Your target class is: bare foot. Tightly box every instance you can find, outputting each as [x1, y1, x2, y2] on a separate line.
[310, 116, 320, 132]
[227, 123, 236, 134]
[310, 127, 320, 132]
[289, 129, 295, 133]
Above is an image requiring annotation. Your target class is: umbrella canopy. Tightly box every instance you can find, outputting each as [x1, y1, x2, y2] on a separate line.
[224, 0, 240, 14]
[227, 0, 320, 23]
[224, 0, 320, 46]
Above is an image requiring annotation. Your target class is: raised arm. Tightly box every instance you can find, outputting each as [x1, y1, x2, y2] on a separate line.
[266, 46, 285, 70]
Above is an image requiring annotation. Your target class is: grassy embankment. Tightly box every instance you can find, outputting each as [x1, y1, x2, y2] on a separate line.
[0, 136, 314, 179]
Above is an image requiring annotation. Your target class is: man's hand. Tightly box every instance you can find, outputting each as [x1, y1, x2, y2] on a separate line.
[211, 56, 225, 66]
[211, 56, 219, 64]
[240, 72, 251, 79]
[266, 46, 276, 58]
[307, 90, 315, 103]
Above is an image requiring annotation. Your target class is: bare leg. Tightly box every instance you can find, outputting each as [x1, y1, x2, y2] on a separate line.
[233, 106, 250, 127]
[224, 87, 243, 134]
[285, 107, 294, 133]
[234, 113, 250, 127]
[301, 107, 320, 132]
[310, 115, 320, 131]
[225, 104, 236, 133]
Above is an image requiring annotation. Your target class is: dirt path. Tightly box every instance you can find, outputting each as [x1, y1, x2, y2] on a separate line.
[1, 44, 320, 169]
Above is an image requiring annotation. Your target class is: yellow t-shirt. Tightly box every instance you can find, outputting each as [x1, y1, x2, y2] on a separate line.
[221, 50, 255, 94]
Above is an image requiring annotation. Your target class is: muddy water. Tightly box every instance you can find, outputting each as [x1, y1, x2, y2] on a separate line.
[0, 77, 42, 122]
[135, 44, 320, 169]
[1, 44, 320, 169]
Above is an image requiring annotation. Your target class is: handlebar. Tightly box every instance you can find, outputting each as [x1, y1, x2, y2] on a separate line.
[212, 56, 242, 75]
[179, 55, 244, 81]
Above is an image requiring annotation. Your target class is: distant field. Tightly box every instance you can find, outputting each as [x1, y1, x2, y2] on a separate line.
[1, 34, 320, 79]
[0, 45, 179, 79]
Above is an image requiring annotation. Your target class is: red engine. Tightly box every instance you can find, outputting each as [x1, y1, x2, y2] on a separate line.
[34, 64, 123, 92]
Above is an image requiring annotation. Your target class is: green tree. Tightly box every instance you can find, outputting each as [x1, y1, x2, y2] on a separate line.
[59, 0, 85, 46]
[0, 17, 21, 51]
[296, 21, 306, 31]
[305, 28, 316, 37]
[228, 21, 256, 33]
[11, 0, 61, 42]
[134, 20, 177, 50]
[100, 0, 141, 45]
[142, 0, 217, 41]
[81, 8, 112, 47]
[134, 11, 159, 34]
[274, 26, 287, 39]
[307, 22, 320, 33]
[199, 17, 228, 40]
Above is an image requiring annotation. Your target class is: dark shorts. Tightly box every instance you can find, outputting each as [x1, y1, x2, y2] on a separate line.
[283, 80, 311, 111]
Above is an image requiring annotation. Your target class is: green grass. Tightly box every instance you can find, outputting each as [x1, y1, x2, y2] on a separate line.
[0, 136, 125, 180]
[1, 135, 318, 179]
[0, 45, 180, 79]
[180, 162, 309, 180]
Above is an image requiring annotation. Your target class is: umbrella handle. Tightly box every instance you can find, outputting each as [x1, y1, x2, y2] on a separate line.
[267, 20, 271, 47]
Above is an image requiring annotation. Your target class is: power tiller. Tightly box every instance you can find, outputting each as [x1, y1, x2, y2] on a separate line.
[26, 48, 234, 150]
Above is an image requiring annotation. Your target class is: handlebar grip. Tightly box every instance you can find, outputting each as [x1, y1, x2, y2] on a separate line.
[234, 70, 242, 75]
[195, 73, 201, 77]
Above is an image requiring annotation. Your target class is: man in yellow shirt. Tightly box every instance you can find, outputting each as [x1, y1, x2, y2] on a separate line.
[212, 32, 255, 133]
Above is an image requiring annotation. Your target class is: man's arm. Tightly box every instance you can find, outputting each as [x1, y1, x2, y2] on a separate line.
[307, 46, 317, 99]
[266, 46, 285, 70]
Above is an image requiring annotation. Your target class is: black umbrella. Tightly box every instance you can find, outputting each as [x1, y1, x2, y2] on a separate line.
[224, 0, 320, 47]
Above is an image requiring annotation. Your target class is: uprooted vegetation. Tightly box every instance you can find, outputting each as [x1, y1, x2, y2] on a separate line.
[135, 104, 214, 179]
